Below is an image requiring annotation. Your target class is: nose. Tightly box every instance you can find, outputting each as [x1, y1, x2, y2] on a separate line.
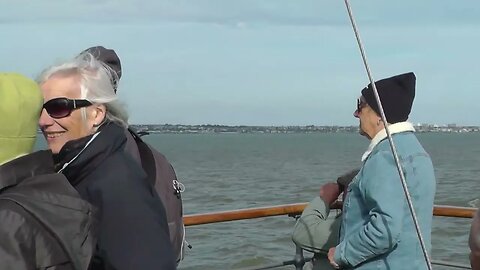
[38, 108, 54, 128]
[353, 110, 359, 118]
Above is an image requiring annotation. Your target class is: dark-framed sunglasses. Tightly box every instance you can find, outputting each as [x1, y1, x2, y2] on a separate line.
[356, 97, 367, 113]
[43, 97, 92, 119]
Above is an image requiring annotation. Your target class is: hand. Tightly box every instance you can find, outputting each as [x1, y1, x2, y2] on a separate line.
[336, 169, 360, 190]
[319, 182, 341, 205]
[336, 169, 359, 202]
[328, 247, 340, 269]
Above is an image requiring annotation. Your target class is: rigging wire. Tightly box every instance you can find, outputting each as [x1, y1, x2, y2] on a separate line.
[343, 0, 433, 269]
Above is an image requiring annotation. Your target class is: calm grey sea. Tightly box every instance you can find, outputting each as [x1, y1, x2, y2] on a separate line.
[36, 132, 480, 269]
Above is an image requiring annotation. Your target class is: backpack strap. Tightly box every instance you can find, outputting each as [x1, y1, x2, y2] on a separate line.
[128, 128, 157, 186]
[127, 128, 187, 262]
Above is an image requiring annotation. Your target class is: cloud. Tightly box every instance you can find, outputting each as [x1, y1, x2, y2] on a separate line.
[1, 1, 480, 125]
[1, 0, 480, 26]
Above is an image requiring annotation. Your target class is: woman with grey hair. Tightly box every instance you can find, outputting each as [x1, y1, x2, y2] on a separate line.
[38, 53, 176, 270]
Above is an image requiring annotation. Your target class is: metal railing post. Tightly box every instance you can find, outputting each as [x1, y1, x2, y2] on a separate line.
[294, 245, 305, 270]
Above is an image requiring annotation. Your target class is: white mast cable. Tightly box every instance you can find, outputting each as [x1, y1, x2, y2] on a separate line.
[343, 1, 433, 269]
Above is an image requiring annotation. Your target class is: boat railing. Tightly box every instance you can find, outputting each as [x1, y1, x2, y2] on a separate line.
[183, 203, 477, 269]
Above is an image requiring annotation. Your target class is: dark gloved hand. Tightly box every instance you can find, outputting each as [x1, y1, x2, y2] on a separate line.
[337, 169, 360, 202]
[319, 182, 341, 205]
[336, 169, 360, 189]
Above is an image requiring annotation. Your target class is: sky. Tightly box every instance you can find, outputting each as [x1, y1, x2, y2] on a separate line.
[1, 0, 479, 126]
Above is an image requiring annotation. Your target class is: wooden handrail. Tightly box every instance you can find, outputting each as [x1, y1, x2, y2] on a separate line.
[184, 203, 477, 226]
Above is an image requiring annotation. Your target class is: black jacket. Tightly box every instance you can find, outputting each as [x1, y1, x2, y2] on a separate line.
[0, 150, 95, 270]
[56, 123, 176, 270]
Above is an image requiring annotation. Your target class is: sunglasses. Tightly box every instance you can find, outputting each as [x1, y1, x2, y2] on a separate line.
[356, 97, 367, 114]
[43, 97, 92, 119]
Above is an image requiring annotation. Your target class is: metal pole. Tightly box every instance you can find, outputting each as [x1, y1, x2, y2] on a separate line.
[294, 245, 305, 270]
[432, 260, 472, 269]
[343, 1, 433, 269]
[236, 256, 312, 270]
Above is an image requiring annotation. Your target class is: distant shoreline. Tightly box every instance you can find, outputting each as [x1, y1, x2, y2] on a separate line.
[36, 124, 480, 134]
[127, 124, 480, 134]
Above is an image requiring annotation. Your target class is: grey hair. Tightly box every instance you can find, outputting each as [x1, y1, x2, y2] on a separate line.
[37, 52, 129, 128]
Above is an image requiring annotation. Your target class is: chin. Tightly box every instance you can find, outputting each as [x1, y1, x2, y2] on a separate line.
[47, 141, 64, 155]
[359, 128, 372, 140]
[49, 146, 61, 155]
[358, 124, 365, 136]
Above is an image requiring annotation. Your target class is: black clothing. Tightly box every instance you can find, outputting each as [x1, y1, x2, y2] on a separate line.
[56, 123, 176, 270]
[0, 150, 95, 270]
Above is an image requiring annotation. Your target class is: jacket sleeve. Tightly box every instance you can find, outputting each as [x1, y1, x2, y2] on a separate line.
[292, 196, 340, 253]
[91, 170, 176, 270]
[470, 208, 480, 269]
[0, 207, 34, 270]
[334, 151, 405, 267]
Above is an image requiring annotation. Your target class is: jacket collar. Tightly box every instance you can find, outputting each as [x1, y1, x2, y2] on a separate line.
[361, 121, 415, 162]
[57, 133, 100, 173]
[0, 150, 55, 191]
[55, 122, 127, 186]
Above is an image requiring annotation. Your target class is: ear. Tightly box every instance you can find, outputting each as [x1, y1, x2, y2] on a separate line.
[91, 104, 107, 127]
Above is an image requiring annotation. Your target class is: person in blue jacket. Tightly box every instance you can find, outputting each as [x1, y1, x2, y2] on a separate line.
[328, 72, 436, 269]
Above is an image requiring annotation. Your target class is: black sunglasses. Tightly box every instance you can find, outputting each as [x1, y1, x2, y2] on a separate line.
[43, 97, 92, 119]
[356, 97, 367, 113]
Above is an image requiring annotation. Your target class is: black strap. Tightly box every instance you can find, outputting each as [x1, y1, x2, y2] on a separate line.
[128, 128, 157, 186]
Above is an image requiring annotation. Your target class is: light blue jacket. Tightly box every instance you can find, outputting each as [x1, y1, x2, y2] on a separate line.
[334, 131, 436, 269]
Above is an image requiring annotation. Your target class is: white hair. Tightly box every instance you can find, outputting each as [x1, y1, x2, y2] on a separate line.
[37, 52, 129, 128]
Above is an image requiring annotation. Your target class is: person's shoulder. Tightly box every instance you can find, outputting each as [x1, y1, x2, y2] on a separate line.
[15, 172, 81, 201]
[88, 150, 148, 192]
[104, 149, 144, 177]
[25, 171, 71, 185]
[0, 199, 35, 234]
[365, 149, 394, 168]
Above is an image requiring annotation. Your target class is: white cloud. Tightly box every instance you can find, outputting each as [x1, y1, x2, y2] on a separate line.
[1, 0, 479, 26]
[1, 1, 480, 125]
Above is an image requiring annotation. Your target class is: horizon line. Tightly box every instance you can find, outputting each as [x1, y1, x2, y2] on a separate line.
[129, 123, 479, 127]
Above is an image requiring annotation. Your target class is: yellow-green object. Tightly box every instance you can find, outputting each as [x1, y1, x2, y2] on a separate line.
[0, 73, 43, 165]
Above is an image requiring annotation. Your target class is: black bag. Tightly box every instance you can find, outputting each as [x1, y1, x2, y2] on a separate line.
[128, 128, 186, 264]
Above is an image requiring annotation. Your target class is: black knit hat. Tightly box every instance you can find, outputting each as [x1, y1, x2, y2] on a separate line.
[361, 72, 416, 124]
[83, 46, 122, 92]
